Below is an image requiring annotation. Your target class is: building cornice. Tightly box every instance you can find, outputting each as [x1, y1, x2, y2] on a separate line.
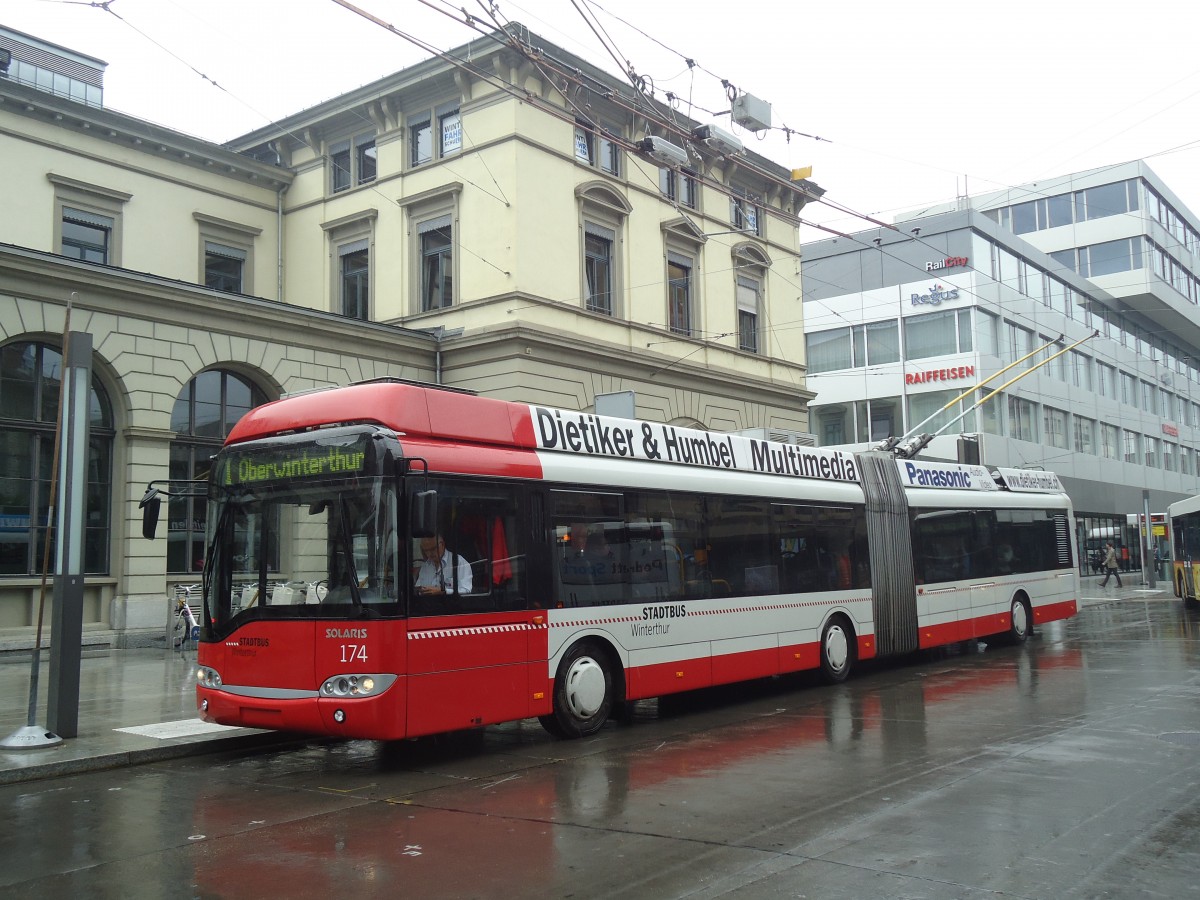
[0, 79, 291, 190]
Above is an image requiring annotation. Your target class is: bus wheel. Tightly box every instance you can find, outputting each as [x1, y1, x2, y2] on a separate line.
[540, 641, 614, 739]
[819, 616, 854, 684]
[1007, 595, 1032, 644]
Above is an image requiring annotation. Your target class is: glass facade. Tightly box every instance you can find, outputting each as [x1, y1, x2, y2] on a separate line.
[168, 371, 268, 575]
[0, 341, 113, 576]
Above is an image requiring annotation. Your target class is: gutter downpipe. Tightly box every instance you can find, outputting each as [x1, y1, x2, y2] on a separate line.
[276, 181, 288, 302]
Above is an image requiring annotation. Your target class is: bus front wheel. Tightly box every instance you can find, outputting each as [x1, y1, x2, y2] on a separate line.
[819, 615, 855, 684]
[540, 640, 614, 739]
[1006, 595, 1032, 644]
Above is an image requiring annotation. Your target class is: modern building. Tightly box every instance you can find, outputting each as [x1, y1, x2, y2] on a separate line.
[0, 23, 821, 649]
[801, 161, 1200, 572]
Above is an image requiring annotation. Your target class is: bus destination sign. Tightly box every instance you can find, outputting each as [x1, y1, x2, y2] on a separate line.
[221, 442, 368, 486]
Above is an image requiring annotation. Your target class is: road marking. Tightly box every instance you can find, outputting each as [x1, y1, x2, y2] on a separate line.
[113, 720, 248, 739]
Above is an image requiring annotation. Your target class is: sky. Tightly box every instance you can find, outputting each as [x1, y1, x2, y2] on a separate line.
[7, 0, 1200, 242]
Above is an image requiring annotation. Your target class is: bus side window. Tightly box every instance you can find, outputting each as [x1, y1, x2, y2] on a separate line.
[419, 480, 525, 613]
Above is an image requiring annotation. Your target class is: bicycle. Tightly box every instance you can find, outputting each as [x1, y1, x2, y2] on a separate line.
[173, 584, 201, 652]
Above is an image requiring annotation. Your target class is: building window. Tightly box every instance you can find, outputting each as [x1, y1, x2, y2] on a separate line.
[410, 115, 432, 166]
[909, 390, 975, 435]
[409, 102, 461, 167]
[1043, 337, 1066, 381]
[731, 190, 762, 237]
[577, 185, 632, 319]
[61, 208, 112, 263]
[904, 309, 972, 360]
[817, 405, 851, 445]
[0, 341, 114, 576]
[584, 227, 614, 315]
[574, 120, 620, 176]
[660, 168, 698, 208]
[807, 327, 852, 373]
[440, 106, 462, 156]
[1141, 380, 1156, 414]
[732, 244, 770, 355]
[1076, 180, 1138, 221]
[1007, 395, 1037, 442]
[420, 218, 454, 311]
[1080, 238, 1142, 277]
[858, 396, 902, 442]
[329, 132, 377, 193]
[1073, 416, 1095, 454]
[1164, 441, 1176, 472]
[339, 240, 370, 320]
[1144, 435, 1159, 469]
[1123, 430, 1141, 464]
[1070, 351, 1093, 391]
[1181, 446, 1193, 476]
[49, 174, 130, 267]
[1043, 406, 1068, 449]
[169, 371, 269, 575]
[195, 213, 260, 296]
[736, 276, 761, 353]
[1100, 423, 1120, 460]
[668, 252, 694, 336]
[204, 242, 246, 293]
[1121, 372, 1137, 406]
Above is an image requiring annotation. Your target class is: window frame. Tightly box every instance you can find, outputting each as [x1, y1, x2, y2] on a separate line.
[660, 167, 699, 210]
[321, 208, 377, 319]
[402, 183, 463, 315]
[409, 101, 462, 169]
[48, 173, 130, 267]
[584, 226, 615, 316]
[732, 242, 770, 355]
[577, 183, 632, 318]
[194, 213, 260, 295]
[574, 119, 621, 177]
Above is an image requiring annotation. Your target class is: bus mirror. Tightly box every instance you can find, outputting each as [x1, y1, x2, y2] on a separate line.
[139, 487, 162, 540]
[412, 490, 438, 538]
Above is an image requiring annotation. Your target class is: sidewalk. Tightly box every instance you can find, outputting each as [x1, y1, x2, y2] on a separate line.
[1077, 573, 1170, 606]
[0, 579, 1175, 786]
[0, 645, 289, 786]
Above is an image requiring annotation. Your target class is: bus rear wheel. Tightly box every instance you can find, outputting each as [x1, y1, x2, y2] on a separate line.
[539, 640, 614, 739]
[819, 615, 855, 684]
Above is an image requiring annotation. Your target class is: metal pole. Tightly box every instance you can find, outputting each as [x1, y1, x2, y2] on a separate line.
[1142, 490, 1155, 589]
[0, 303, 76, 750]
[47, 331, 93, 739]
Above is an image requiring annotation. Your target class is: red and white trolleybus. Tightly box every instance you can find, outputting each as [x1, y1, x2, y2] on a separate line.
[148, 379, 1078, 740]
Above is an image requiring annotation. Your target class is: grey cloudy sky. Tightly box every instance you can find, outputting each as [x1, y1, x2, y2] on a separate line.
[7, 0, 1200, 240]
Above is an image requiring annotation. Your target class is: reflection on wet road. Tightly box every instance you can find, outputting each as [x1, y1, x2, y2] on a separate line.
[3, 598, 1200, 898]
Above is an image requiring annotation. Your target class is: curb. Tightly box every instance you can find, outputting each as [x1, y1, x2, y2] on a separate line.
[0, 730, 305, 787]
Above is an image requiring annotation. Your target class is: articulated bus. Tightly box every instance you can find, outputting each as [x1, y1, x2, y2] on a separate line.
[149, 379, 1078, 741]
[1168, 495, 1200, 607]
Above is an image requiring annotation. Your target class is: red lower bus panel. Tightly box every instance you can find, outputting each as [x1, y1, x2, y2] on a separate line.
[1034, 598, 1077, 623]
[711, 645, 780, 685]
[626, 656, 714, 700]
[405, 664, 541, 738]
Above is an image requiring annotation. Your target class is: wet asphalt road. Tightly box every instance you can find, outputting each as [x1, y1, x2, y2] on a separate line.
[2, 596, 1199, 899]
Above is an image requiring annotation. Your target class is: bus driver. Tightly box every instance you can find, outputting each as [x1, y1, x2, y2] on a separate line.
[414, 534, 473, 595]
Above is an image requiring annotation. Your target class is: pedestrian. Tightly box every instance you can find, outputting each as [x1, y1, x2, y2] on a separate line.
[1100, 541, 1123, 588]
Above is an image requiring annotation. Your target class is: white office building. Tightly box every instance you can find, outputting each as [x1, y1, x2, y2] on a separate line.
[801, 161, 1200, 572]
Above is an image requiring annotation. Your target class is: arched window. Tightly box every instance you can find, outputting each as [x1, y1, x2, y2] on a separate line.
[169, 370, 268, 574]
[0, 340, 114, 575]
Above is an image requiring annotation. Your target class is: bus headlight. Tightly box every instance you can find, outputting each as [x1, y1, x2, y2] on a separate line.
[196, 666, 222, 688]
[320, 673, 396, 698]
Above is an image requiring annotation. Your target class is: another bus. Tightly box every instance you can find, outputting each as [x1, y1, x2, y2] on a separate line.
[1168, 494, 1200, 607]
[142, 379, 1078, 741]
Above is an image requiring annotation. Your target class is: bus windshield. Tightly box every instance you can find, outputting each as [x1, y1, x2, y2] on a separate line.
[202, 431, 401, 634]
